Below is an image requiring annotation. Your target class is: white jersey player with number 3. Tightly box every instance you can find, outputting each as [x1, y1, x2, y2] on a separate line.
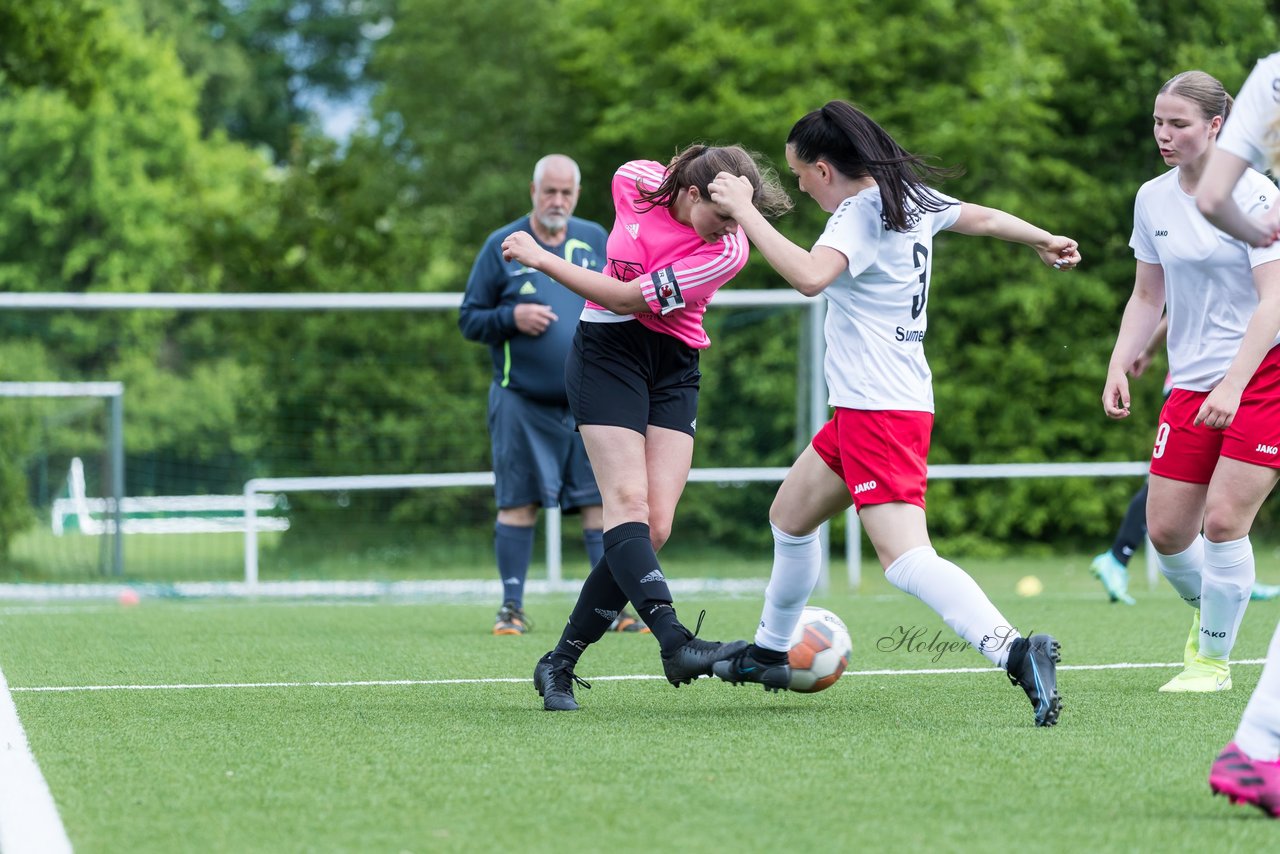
[707, 99, 1080, 728]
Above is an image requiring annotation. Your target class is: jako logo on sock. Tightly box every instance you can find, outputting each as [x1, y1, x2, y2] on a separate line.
[594, 608, 619, 620]
[640, 569, 666, 584]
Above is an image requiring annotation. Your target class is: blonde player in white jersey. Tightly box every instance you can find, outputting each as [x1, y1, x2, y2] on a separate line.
[707, 100, 1080, 727]
[1195, 53, 1280, 819]
[1103, 70, 1280, 697]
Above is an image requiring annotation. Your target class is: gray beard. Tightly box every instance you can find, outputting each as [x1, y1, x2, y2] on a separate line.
[535, 213, 569, 235]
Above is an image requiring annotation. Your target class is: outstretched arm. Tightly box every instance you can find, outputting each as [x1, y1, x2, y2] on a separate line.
[501, 232, 650, 315]
[946, 203, 1081, 269]
[1197, 149, 1280, 247]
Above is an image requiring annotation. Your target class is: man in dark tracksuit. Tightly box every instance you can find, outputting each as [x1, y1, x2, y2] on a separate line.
[459, 154, 647, 635]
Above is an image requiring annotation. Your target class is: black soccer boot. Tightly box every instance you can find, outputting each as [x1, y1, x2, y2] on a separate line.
[712, 643, 792, 692]
[1005, 634, 1062, 727]
[534, 652, 590, 711]
[662, 637, 748, 686]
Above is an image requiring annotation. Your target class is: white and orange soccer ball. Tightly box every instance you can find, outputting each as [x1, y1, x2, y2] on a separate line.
[787, 606, 852, 693]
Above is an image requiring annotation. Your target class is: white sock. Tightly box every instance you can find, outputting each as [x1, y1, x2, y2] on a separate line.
[754, 523, 822, 652]
[1199, 536, 1255, 661]
[1235, 619, 1280, 762]
[884, 546, 1020, 668]
[1156, 535, 1204, 609]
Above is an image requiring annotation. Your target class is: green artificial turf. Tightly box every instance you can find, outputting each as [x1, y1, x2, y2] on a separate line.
[1, 554, 1277, 852]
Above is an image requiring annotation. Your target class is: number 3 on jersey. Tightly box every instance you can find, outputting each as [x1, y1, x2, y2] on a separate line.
[911, 242, 929, 319]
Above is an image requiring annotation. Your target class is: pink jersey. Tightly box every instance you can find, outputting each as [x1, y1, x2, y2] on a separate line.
[582, 160, 750, 349]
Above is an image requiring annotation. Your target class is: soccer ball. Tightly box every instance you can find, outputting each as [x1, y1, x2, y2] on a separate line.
[787, 606, 852, 693]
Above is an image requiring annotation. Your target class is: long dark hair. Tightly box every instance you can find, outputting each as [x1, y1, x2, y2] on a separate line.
[787, 100, 961, 232]
[634, 144, 793, 218]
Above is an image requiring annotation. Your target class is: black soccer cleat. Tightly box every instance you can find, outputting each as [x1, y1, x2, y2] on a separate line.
[534, 652, 589, 711]
[1005, 634, 1062, 727]
[661, 638, 748, 686]
[712, 643, 792, 692]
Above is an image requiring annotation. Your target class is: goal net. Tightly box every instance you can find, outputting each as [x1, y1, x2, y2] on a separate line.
[0, 382, 124, 579]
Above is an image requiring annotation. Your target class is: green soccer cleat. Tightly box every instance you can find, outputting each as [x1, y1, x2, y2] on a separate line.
[1158, 654, 1231, 693]
[1251, 583, 1280, 601]
[1183, 609, 1200, 669]
[1090, 552, 1136, 605]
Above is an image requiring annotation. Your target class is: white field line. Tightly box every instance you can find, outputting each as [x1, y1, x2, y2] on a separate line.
[0, 665, 73, 854]
[0, 578, 769, 602]
[8, 658, 1266, 694]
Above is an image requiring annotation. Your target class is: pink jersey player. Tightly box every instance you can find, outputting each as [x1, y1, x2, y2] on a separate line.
[581, 159, 750, 349]
[501, 144, 792, 711]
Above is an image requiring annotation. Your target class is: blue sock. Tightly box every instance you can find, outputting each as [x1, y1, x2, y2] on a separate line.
[495, 522, 535, 608]
[583, 527, 604, 568]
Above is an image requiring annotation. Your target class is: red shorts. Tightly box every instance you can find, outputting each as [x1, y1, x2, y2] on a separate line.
[1149, 345, 1280, 483]
[811, 408, 933, 511]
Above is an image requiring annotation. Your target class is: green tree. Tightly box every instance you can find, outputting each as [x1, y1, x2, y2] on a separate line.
[134, 0, 393, 159]
[0, 1, 119, 105]
[370, 0, 1280, 553]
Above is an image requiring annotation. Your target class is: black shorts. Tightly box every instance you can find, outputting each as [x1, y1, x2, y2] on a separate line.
[566, 319, 701, 436]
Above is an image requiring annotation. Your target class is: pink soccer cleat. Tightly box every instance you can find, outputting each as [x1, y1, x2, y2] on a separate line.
[1209, 742, 1280, 818]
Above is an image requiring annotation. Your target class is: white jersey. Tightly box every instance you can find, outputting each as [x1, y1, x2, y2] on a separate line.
[815, 185, 961, 412]
[1218, 52, 1280, 173]
[1130, 167, 1280, 391]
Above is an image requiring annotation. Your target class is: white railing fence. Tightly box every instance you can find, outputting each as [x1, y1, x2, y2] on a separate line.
[243, 461, 1151, 590]
[0, 293, 1154, 596]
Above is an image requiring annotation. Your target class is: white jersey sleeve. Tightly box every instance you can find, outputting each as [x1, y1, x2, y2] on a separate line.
[1219, 52, 1280, 172]
[929, 193, 962, 234]
[816, 193, 884, 277]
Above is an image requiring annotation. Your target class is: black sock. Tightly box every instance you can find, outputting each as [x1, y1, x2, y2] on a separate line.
[642, 604, 692, 655]
[602, 522, 689, 653]
[552, 554, 628, 664]
[1110, 481, 1149, 566]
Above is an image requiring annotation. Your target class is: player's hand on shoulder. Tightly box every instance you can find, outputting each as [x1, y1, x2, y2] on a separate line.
[1260, 208, 1280, 248]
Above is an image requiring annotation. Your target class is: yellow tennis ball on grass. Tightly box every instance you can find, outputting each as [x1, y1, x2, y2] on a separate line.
[1015, 575, 1044, 597]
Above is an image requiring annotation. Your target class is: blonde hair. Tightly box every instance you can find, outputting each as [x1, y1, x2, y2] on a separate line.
[1160, 70, 1233, 125]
